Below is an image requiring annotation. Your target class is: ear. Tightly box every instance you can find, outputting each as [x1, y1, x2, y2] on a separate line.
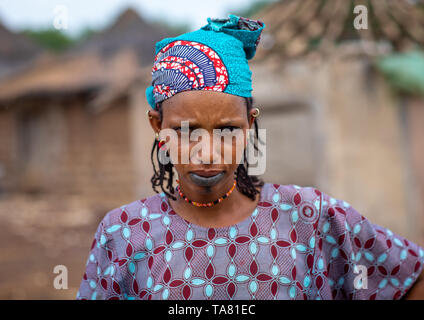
[148, 109, 162, 135]
[248, 108, 256, 129]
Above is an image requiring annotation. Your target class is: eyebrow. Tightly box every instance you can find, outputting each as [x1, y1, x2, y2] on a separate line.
[217, 118, 245, 126]
[170, 118, 245, 127]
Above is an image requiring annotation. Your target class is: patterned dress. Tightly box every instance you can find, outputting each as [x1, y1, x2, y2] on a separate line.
[77, 183, 424, 300]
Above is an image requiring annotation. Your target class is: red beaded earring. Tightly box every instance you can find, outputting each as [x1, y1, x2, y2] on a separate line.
[158, 139, 166, 149]
[155, 133, 166, 150]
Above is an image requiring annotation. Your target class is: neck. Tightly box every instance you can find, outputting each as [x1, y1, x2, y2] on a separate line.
[168, 180, 261, 228]
[177, 179, 236, 207]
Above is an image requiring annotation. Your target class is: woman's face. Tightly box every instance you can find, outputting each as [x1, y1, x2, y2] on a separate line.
[149, 90, 255, 194]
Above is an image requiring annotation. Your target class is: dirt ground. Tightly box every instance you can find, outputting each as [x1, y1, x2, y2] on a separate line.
[0, 192, 116, 299]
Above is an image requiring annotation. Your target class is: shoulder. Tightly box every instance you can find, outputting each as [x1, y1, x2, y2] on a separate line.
[99, 192, 170, 229]
[262, 182, 325, 207]
[263, 183, 356, 225]
[259, 183, 328, 225]
[268, 182, 353, 209]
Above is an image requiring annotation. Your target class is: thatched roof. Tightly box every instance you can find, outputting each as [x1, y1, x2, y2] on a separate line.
[252, 0, 424, 60]
[70, 8, 175, 65]
[0, 20, 42, 78]
[0, 8, 175, 105]
[0, 49, 141, 104]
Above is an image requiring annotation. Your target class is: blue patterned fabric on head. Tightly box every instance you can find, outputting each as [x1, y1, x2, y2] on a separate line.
[145, 14, 265, 109]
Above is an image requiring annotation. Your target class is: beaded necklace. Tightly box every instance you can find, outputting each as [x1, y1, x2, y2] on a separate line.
[176, 179, 237, 207]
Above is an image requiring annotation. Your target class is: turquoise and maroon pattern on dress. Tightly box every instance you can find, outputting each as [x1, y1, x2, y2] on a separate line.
[77, 183, 424, 300]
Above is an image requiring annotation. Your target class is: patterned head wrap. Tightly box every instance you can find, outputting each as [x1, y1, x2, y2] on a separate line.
[145, 14, 265, 109]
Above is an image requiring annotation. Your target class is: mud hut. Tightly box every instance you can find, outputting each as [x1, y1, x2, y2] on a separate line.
[0, 8, 175, 209]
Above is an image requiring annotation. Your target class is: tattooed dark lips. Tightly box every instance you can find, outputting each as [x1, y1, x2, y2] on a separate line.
[190, 170, 223, 177]
[188, 171, 225, 187]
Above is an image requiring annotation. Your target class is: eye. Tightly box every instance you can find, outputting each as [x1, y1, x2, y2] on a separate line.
[220, 126, 240, 132]
[172, 126, 192, 135]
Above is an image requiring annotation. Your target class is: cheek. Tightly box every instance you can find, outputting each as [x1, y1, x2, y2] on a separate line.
[223, 133, 246, 162]
[167, 139, 180, 163]
[166, 137, 194, 165]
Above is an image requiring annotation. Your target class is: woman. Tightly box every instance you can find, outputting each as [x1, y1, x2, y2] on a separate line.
[77, 14, 424, 300]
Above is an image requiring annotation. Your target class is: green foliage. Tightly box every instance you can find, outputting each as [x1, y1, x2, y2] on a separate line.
[75, 27, 97, 42]
[376, 50, 424, 96]
[19, 26, 102, 52]
[308, 37, 322, 49]
[20, 28, 75, 52]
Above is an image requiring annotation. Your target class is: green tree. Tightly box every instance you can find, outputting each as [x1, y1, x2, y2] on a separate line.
[20, 28, 75, 52]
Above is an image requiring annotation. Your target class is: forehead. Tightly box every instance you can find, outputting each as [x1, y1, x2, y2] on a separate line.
[161, 91, 247, 122]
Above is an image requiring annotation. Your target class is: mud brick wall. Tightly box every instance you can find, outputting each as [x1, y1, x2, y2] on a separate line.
[60, 99, 137, 209]
[0, 98, 138, 210]
[0, 108, 17, 193]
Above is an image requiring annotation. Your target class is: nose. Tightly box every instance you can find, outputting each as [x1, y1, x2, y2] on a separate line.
[191, 132, 222, 165]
